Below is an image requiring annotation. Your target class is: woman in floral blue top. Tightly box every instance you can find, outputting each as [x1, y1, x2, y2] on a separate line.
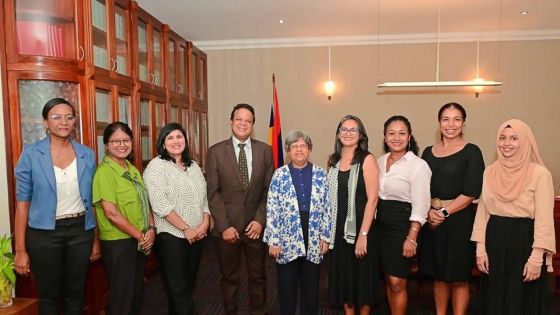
[263, 130, 331, 315]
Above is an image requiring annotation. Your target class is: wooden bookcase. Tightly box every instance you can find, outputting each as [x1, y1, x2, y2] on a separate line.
[1, 0, 209, 313]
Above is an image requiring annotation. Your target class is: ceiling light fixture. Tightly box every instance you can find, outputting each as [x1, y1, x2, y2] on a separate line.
[378, 3, 503, 91]
[278, 19, 284, 24]
[324, 45, 335, 100]
[520, 11, 528, 15]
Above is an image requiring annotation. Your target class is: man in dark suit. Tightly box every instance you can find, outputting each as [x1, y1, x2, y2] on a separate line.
[206, 103, 274, 315]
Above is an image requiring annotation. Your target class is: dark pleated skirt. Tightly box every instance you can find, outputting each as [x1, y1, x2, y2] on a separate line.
[418, 204, 476, 282]
[479, 215, 551, 315]
[375, 199, 412, 278]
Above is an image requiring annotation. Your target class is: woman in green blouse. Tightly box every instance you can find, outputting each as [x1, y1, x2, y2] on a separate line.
[92, 122, 155, 315]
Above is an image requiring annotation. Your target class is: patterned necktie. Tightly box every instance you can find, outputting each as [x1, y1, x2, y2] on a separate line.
[238, 143, 249, 190]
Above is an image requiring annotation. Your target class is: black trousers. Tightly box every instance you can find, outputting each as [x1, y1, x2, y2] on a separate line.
[277, 257, 320, 315]
[156, 232, 202, 315]
[26, 216, 93, 315]
[101, 238, 146, 315]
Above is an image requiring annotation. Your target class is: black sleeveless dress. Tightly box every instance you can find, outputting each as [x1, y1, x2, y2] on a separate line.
[328, 165, 379, 307]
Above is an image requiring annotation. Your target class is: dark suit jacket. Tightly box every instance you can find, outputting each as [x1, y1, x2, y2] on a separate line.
[206, 137, 274, 236]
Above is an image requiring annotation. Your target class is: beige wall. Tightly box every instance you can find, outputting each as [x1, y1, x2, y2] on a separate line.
[207, 40, 560, 193]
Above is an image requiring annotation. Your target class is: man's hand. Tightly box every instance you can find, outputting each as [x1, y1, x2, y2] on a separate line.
[244, 221, 263, 239]
[222, 227, 240, 244]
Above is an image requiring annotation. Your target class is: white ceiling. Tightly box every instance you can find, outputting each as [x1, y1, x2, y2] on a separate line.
[136, 0, 560, 48]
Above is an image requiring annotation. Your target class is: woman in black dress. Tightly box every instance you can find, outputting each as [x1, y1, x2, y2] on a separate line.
[418, 103, 484, 315]
[327, 115, 379, 315]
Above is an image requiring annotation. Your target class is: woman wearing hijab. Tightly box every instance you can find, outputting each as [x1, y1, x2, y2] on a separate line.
[471, 119, 555, 315]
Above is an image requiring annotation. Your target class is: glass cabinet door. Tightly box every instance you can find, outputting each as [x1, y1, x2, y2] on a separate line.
[190, 50, 197, 101]
[178, 43, 187, 94]
[118, 94, 131, 125]
[153, 29, 163, 86]
[94, 88, 112, 160]
[139, 98, 152, 168]
[137, 19, 149, 82]
[114, 2, 130, 76]
[91, 0, 109, 69]
[199, 54, 207, 101]
[169, 105, 178, 123]
[154, 101, 165, 138]
[18, 80, 80, 145]
[192, 110, 199, 160]
[14, 0, 78, 59]
[167, 38, 176, 91]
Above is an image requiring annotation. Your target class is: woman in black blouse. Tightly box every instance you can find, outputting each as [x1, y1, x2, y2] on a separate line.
[418, 102, 485, 315]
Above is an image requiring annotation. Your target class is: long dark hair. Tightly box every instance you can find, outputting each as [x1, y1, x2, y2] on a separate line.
[438, 102, 467, 140]
[103, 121, 134, 161]
[382, 115, 419, 155]
[42, 98, 75, 119]
[156, 123, 192, 167]
[328, 115, 370, 168]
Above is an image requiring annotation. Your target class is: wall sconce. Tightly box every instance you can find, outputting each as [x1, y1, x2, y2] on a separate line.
[324, 45, 335, 100]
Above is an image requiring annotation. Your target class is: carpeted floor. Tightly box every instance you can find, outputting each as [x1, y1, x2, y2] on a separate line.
[141, 237, 559, 315]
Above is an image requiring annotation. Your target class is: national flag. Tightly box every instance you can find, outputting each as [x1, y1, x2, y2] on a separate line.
[268, 74, 284, 169]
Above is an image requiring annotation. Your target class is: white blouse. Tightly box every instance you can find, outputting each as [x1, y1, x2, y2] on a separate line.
[54, 158, 85, 217]
[377, 151, 432, 225]
[143, 157, 210, 238]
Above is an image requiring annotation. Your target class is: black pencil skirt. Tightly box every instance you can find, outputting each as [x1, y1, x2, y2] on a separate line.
[375, 199, 413, 278]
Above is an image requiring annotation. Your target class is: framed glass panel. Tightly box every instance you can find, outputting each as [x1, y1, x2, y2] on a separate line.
[179, 45, 186, 93]
[180, 108, 189, 139]
[15, 0, 77, 58]
[154, 102, 165, 137]
[91, 0, 109, 69]
[199, 57, 206, 100]
[170, 106, 178, 123]
[190, 52, 197, 99]
[139, 99, 151, 161]
[137, 20, 148, 82]
[18, 80, 80, 145]
[118, 94, 131, 125]
[167, 39, 176, 90]
[192, 110, 199, 158]
[114, 3, 129, 75]
[153, 29, 162, 86]
[95, 89, 111, 161]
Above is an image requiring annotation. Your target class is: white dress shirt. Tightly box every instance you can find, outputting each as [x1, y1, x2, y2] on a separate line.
[232, 136, 253, 179]
[378, 151, 432, 225]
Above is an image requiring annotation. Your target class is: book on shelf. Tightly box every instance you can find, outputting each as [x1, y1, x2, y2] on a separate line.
[16, 20, 66, 57]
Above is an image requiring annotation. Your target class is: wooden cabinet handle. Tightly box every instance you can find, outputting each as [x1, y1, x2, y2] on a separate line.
[78, 46, 85, 61]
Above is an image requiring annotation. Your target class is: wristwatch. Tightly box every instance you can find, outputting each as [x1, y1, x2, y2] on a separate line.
[439, 207, 450, 218]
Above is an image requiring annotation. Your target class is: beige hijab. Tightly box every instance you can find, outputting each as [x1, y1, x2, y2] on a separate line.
[486, 119, 544, 202]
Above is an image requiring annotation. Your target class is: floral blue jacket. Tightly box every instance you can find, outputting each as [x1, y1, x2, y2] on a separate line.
[263, 164, 331, 264]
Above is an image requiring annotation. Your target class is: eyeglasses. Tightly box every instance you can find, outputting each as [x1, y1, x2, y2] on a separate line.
[108, 139, 131, 146]
[339, 127, 359, 135]
[48, 114, 77, 122]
